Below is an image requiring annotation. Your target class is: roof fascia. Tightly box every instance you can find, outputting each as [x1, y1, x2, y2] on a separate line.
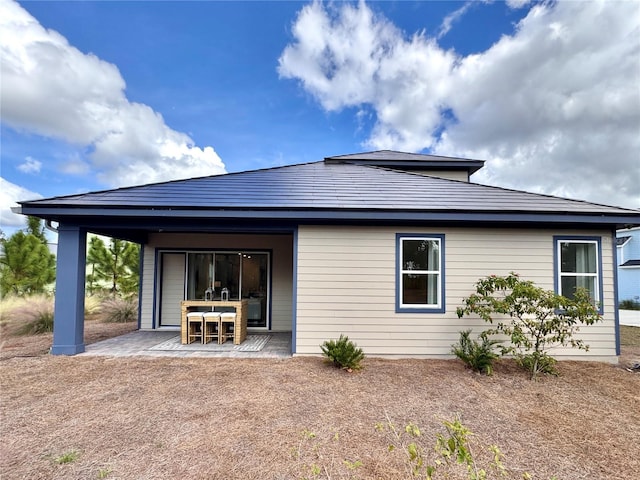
[18, 205, 640, 228]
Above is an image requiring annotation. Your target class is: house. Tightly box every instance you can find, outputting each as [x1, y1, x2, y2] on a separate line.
[16, 151, 640, 360]
[616, 227, 640, 303]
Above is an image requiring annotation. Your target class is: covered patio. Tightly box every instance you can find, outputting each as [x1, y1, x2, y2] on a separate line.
[80, 331, 292, 358]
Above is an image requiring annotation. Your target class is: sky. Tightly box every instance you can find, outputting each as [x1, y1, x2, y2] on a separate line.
[1, 0, 639, 235]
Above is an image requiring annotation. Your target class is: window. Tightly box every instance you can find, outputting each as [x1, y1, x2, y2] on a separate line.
[554, 237, 602, 310]
[396, 234, 445, 313]
[185, 251, 270, 328]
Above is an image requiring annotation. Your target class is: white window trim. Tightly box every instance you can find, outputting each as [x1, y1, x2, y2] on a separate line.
[556, 238, 601, 305]
[397, 234, 445, 313]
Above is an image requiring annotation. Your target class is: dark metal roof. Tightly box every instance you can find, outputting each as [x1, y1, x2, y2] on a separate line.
[620, 259, 640, 267]
[617, 236, 632, 246]
[325, 150, 484, 174]
[18, 159, 640, 228]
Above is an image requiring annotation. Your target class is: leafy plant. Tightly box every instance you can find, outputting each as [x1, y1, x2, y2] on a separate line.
[97, 467, 112, 478]
[292, 428, 362, 479]
[456, 273, 602, 380]
[452, 330, 501, 375]
[99, 296, 138, 323]
[517, 353, 558, 377]
[53, 450, 79, 464]
[376, 414, 509, 479]
[321, 334, 365, 371]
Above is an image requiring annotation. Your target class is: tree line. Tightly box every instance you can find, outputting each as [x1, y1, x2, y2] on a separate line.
[0, 218, 139, 297]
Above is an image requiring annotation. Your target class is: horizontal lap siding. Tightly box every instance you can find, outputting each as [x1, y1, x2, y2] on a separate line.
[140, 233, 293, 331]
[296, 226, 616, 359]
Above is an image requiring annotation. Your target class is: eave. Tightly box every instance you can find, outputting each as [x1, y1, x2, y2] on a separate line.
[16, 204, 640, 230]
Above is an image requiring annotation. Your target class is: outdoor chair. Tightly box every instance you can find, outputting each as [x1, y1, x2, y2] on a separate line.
[219, 312, 237, 344]
[186, 311, 204, 344]
[203, 311, 222, 344]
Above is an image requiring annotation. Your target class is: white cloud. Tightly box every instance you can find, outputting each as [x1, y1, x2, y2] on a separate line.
[0, 0, 226, 188]
[506, 0, 531, 9]
[0, 177, 42, 228]
[17, 156, 42, 174]
[279, 0, 640, 209]
[438, 2, 474, 39]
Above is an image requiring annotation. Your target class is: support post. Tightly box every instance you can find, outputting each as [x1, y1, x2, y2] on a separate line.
[51, 224, 87, 355]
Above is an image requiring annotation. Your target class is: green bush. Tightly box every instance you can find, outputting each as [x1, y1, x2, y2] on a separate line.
[457, 273, 602, 380]
[517, 352, 558, 377]
[321, 334, 365, 371]
[452, 330, 501, 375]
[620, 299, 640, 310]
[99, 297, 138, 323]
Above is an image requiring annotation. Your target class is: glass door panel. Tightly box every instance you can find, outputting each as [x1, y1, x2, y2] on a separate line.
[215, 253, 241, 300]
[183, 250, 270, 329]
[186, 253, 213, 300]
[241, 253, 268, 328]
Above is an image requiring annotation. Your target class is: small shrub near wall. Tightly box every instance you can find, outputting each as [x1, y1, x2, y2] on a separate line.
[320, 334, 365, 371]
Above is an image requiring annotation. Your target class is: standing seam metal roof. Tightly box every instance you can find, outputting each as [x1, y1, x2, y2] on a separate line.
[20, 161, 639, 216]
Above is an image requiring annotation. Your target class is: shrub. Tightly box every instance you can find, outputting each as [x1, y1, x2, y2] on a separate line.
[9, 295, 55, 335]
[320, 334, 365, 371]
[452, 330, 501, 375]
[457, 273, 602, 380]
[99, 296, 138, 323]
[517, 352, 558, 377]
[84, 295, 103, 317]
[620, 299, 640, 310]
[376, 415, 510, 480]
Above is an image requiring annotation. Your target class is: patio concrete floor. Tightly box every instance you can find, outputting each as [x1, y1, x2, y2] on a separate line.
[80, 330, 293, 358]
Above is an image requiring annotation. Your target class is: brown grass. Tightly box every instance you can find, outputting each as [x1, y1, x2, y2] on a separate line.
[0, 323, 638, 479]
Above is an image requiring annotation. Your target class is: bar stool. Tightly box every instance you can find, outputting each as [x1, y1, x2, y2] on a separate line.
[186, 311, 204, 344]
[203, 311, 222, 344]
[219, 312, 237, 344]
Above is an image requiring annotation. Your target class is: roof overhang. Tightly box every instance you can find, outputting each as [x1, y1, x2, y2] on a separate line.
[16, 204, 640, 233]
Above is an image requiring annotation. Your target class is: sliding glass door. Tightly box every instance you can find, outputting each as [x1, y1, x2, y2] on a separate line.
[185, 251, 269, 328]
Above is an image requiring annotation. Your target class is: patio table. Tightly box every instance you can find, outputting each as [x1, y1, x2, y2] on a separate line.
[180, 300, 248, 345]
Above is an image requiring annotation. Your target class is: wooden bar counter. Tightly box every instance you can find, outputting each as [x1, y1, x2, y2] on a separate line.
[180, 300, 248, 345]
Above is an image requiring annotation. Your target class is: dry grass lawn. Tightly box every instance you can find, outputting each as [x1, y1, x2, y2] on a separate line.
[1, 322, 639, 480]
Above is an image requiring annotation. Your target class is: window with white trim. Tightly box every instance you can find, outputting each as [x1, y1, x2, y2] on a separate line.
[397, 234, 444, 312]
[555, 237, 601, 306]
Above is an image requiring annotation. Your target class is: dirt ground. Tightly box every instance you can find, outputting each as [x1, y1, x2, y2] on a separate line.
[0, 323, 638, 480]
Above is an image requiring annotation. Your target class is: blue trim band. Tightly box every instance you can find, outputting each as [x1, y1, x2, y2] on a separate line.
[291, 227, 298, 354]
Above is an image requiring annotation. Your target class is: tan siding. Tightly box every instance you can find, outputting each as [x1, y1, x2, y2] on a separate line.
[140, 233, 293, 332]
[295, 226, 616, 360]
[410, 171, 469, 182]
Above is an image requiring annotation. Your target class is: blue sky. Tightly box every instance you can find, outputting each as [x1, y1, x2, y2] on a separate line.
[1, 0, 639, 233]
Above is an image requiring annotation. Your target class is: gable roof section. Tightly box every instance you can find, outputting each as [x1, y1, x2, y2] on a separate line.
[18, 159, 640, 228]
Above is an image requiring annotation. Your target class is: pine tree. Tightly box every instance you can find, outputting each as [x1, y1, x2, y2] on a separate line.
[0, 230, 56, 296]
[86, 236, 140, 296]
[26, 216, 47, 243]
